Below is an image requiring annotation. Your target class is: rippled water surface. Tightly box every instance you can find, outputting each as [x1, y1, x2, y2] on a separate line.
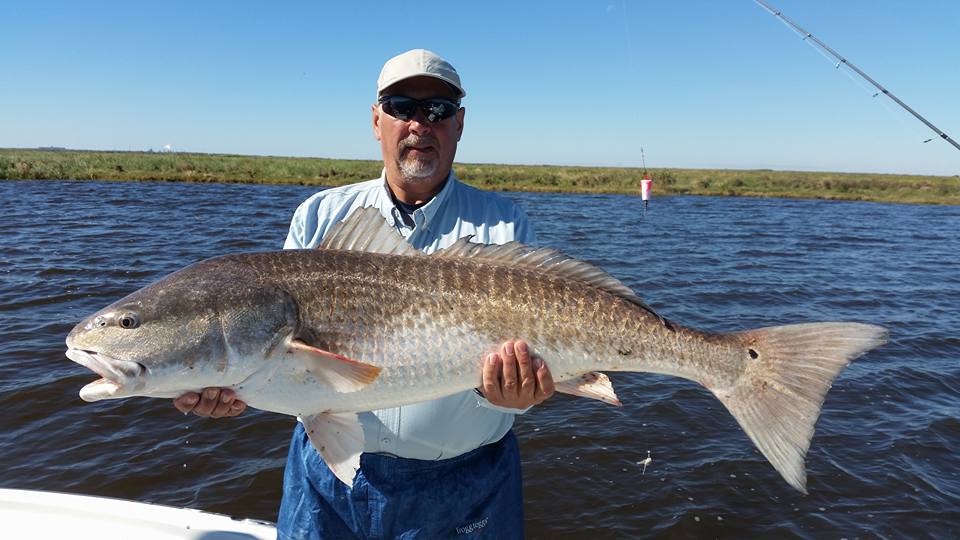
[2, 179, 958, 538]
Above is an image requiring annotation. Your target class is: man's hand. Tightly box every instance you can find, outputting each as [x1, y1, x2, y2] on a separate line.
[480, 340, 555, 409]
[173, 388, 246, 418]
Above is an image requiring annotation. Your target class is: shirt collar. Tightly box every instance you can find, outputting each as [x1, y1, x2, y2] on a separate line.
[377, 168, 459, 232]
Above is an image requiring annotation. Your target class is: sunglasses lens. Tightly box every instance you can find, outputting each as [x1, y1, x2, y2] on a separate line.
[422, 99, 458, 122]
[381, 97, 458, 123]
[382, 97, 418, 121]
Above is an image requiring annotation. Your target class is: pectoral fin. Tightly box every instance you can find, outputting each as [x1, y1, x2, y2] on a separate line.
[555, 372, 622, 407]
[302, 412, 364, 487]
[288, 339, 381, 392]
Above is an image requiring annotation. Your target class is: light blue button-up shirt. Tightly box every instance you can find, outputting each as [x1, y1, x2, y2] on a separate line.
[283, 170, 536, 460]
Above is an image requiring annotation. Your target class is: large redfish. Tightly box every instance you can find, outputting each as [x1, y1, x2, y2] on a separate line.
[66, 207, 886, 492]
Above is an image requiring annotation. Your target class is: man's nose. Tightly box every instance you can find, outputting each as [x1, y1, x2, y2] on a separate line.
[407, 108, 433, 134]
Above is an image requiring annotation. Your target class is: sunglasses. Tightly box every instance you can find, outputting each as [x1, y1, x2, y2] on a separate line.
[378, 96, 461, 123]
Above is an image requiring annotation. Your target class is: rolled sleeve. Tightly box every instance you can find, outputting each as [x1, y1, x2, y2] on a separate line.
[283, 198, 311, 249]
[513, 208, 537, 245]
[474, 390, 533, 415]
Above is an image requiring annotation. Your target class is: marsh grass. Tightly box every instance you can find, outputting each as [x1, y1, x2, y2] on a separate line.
[2, 148, 957, 204]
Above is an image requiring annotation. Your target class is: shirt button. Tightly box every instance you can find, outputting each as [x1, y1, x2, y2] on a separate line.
[381, 437, 392, 445]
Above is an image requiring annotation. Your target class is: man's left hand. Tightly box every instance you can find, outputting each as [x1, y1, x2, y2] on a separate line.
[480, 339, 555, 409]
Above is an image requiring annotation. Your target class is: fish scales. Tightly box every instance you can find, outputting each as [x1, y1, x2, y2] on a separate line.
[240, 248, 737, 406]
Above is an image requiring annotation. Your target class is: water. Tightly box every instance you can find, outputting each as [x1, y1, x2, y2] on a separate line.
[2, 179, 958, 538]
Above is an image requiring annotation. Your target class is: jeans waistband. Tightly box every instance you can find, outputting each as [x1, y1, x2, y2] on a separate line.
[361, 430, 515, 474]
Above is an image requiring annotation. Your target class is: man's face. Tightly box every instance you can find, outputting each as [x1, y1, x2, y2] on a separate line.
[373, 76, 464, 201]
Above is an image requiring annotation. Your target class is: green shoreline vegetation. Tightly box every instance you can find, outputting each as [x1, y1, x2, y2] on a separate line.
[2, 148, 958, 204]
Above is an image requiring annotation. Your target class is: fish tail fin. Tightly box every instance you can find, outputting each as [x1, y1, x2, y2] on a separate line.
[713, 322, 887, 493]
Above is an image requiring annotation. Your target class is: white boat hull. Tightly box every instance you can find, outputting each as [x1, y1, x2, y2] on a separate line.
[0, 489, 276, 540]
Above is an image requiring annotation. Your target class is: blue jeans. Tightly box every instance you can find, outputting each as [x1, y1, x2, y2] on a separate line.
[277, 424, 524, 540]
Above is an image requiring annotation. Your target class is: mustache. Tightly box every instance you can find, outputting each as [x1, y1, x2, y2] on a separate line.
[399, 135, 439, 154]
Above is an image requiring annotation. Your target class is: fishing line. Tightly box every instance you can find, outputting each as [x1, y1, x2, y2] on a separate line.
[621, 0, 635, 70]
[621, 0, 647, 171]
[830, 54, 932, 145]
[620, 1, 653, 216]
[753, 0, 960, 153]
[791, 15, 934, 145]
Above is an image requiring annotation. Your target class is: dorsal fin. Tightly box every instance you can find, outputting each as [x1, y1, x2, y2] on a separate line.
[436, 237, 667, 323]
[319, 207, 420, 256]
[320, 206, 669, 326]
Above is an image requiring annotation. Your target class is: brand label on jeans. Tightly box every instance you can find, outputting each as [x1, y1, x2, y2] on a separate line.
[456, 516, 489, 535]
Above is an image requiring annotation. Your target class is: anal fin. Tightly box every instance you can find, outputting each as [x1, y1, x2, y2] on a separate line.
[302, 412, 364, 487]
[555, 372, 622, 407]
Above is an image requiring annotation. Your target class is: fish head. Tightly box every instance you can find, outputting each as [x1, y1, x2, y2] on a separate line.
[66, 256, 296, 402]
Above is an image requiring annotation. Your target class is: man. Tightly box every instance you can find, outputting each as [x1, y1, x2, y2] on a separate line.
[174, 49, 554, 539]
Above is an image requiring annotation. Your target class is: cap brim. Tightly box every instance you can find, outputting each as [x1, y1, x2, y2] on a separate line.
[378, 74, 466, 99]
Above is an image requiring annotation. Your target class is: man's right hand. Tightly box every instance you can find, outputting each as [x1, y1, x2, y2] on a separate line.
[174, 388, 246, 418]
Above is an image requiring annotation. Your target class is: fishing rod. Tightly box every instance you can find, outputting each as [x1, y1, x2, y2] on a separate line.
[753, 0, 960, 153]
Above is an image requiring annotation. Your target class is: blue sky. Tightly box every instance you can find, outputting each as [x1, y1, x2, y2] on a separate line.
[2, 1, 958, 176]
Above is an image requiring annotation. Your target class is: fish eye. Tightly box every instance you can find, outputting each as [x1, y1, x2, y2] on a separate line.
[118, 313, 140, 329]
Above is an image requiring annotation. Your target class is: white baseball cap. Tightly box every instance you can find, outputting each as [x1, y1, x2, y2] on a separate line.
[376, 49, 466, 99]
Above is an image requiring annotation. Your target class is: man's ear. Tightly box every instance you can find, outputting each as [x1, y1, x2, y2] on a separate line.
[455, 107, 465, 142]
[372, 104, 383, 141]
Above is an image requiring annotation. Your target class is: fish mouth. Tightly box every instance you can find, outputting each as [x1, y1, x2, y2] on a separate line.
[65, 348, 146, 402]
